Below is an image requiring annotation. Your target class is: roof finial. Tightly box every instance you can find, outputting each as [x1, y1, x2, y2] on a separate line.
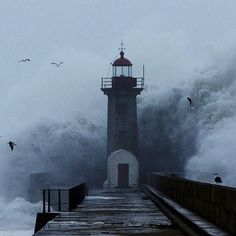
[119, 40, 125, 52]
[119, 40, 125, 58]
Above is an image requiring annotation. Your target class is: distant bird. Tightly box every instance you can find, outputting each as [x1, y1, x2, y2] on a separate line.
[51, 62, 63, 67]
[187, 97, 193, 109]
[213, 173, 222, 184]
[18, 58, 30, 63]
[8, 141, 16, 151]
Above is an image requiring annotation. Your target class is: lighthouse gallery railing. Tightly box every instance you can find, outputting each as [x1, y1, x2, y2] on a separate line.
[101, 77, 144, 89]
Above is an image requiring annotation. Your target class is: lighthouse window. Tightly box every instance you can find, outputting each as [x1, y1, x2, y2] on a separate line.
[123, 67, 128, 76]
[113, 66, 131, 77]
[116, 103, 127, 114]
[116, 67, 123, 76]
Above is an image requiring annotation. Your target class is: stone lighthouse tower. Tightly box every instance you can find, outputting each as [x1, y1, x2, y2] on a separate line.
[101, 45, 144, 188]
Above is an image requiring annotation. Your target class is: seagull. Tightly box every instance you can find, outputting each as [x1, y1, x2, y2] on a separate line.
[213, 173, 222, 184]
[18, 58, 30, 63]
[8, 141, 16, 151]
[51, 62, 63, 67]
[187, 97, 193, 109]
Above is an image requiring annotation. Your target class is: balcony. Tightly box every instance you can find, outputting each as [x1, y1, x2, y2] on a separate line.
[101, 77, 144, 91]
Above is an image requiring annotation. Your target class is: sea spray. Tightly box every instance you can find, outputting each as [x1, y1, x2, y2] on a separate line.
[0, 117, 106, 201]
[185, 61, 236, 186]
[1, 57, 236, 234]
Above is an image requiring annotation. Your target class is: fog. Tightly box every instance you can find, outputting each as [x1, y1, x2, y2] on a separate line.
[0, 1, 236, 235]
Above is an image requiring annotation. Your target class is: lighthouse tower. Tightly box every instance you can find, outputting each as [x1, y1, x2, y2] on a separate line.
[101, 45, 144, 188]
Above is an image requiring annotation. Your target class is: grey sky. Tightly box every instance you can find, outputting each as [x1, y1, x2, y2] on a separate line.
[1, 0, 236, 135]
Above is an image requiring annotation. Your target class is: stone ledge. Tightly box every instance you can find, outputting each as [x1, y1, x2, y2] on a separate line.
[142, 185, 230, 236]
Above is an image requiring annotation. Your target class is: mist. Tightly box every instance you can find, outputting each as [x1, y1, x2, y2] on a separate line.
[138, 52, 236, 185]
[0, 0, 236, 235]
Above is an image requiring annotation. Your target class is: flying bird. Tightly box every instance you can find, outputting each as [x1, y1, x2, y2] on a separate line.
[18, 58, 30, 63]
[213, 173, 222, 184]
[8, 141, 16, 151]
[51, 62, 63, 67]
[187, 97, 194, 109]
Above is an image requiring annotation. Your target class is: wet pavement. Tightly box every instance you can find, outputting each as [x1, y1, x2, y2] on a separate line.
[34, 188, 184, 235]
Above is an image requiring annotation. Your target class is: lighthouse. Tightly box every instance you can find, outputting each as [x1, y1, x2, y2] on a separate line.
[101, 44, 144, 188]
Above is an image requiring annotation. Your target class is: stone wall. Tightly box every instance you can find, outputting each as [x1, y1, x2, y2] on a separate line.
[107, 93, 138, 157]
[147, 172, 236, 234]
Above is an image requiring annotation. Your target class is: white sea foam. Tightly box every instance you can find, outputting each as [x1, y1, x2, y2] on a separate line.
[0, 197, 41, 236]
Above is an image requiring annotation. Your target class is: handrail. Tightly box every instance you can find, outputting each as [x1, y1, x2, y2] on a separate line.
[42, 183, 88, 213]
[101, 77, 144, 89]
[147, 173, 236, 235]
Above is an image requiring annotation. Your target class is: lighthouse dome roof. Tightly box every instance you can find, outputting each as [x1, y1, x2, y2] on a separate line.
[112, 51, 132, 66]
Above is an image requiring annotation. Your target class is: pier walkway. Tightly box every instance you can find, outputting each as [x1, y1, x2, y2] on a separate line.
[34, 188, 184, 235]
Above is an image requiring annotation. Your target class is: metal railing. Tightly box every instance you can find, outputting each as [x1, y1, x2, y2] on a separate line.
[42, 183, 88, 213]
[101, 78, 112, 88]
[101, 77, 144, 89]
[137, 77, 145, 88]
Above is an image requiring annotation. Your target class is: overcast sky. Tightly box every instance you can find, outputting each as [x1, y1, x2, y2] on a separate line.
[1, 0, 236, 134]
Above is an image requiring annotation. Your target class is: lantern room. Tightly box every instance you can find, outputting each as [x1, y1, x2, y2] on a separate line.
[112, 51, 132, 77]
